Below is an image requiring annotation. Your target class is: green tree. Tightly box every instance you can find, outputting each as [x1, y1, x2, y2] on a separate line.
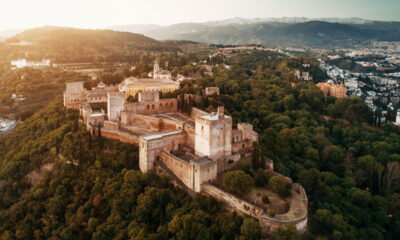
[222, 170, 254, 195]
[268, 176, 292, 198]
[238, 218, 261, 240]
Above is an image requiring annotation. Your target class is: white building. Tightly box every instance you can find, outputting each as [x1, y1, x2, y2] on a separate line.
[396, 111, 400, 126]
[153, 61, 172, 80]
[11, 59, 51, 69]
[0, 118, 17, 132]
[345, 78, 359, 89]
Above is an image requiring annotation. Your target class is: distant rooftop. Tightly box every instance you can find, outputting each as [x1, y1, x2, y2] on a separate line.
[122, 77, 179, 87]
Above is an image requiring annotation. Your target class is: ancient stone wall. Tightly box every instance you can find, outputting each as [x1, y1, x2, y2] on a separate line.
[194, 161, 218, 192]
[101, 128, 140, 144]
[120, 112, 161, 131]
[201, 183, 308, 234]
[160, 118, 181, 131]
[86, 94, 108, 103]
[201, 184, 264, 217]
[160, 151, 193, 189]
[232, 140, 253, 154]
[103, 121, 119, 130]
[139, 131, 186, 173]
[125, 98, 177, 115]
[183, 124, 195, 149]
[237, 123, 258, 142]
[190, 107, 208, 119]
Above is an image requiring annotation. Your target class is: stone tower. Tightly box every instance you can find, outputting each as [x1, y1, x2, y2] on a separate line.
[64, 81, 84, 109]
[107, 92, 125, 121]
[195, 106, 232, 172]
[154, 60, 160, 74]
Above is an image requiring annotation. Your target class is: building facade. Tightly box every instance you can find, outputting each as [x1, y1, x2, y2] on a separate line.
[317, 81, 347, 98]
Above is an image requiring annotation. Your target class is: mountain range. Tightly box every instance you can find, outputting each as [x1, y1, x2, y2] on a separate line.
[108, 17, 400, 47]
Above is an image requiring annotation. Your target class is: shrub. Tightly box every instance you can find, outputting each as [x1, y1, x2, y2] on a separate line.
[255, 169, 273, 187]
[268, 176, 292, 198]
[222, 170, 254, 195]
[262, 195, 270, 204]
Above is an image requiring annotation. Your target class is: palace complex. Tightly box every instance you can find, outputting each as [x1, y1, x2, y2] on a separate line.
[63, 62, 308, 233]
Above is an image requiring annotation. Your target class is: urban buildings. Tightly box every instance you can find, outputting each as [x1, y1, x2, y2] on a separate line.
[316, 81, 347, 98]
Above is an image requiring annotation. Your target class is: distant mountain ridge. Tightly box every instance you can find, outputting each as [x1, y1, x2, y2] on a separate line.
[108, 17, 400, 47]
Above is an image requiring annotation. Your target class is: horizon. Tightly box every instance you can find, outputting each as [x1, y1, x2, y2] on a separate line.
[0, 0, 399, 31]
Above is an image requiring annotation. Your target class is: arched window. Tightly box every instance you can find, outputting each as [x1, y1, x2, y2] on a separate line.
[147, 105, 150, 110]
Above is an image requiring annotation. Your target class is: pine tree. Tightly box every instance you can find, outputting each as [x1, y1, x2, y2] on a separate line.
[252, 146, 260, 170]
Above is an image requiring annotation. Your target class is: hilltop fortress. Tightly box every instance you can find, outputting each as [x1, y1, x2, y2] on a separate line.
[63, 63, 308, 233]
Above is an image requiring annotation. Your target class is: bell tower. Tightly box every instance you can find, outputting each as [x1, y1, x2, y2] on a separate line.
[154, 60, 160, 74]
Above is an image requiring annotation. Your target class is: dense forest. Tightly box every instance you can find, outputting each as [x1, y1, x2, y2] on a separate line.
[0, 46, 399, 240]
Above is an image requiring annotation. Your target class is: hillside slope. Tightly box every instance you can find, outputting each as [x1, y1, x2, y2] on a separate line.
[0, 26, 182, 63]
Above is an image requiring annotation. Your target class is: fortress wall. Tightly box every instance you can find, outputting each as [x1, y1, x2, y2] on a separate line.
[103, 121, 119, 130]
[125, 99, 178, 115]
[191, 107, 208, 119]
[232, 129, 243, 143]
[201, 183, 308, 234]
[201, 183, 264, 218]
[140, 132, 186, 172]
[87, 95, 108, 103]
[101, 129, 140, 144]
[184, 125, 195, 149]
[160, 118, 181, 131]
[259, 215, 308, 234]
[232, 140, 253, 154]
[122, 113, 161, 131]
[195, 162, 218, 192]
[160, 151, 192, 189]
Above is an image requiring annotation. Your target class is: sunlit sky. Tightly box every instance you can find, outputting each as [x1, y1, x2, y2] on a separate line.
[0, 0, 399, 30]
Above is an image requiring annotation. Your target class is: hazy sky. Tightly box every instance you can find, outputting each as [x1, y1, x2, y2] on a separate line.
[0, 0, 399, 30]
